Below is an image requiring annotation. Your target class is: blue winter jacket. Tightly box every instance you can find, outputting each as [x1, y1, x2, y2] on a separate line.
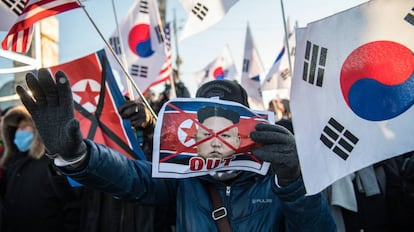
[59, 139, 336, 232]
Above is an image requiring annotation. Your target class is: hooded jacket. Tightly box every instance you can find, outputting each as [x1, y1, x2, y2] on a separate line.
[0, 105, 81, 232]
[0, 105, 44, 167]
[59, 139, 336, 232]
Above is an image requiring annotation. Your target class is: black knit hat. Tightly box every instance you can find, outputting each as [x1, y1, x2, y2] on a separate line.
[196, 80, 249, 107]
[197, 106, 240, 124]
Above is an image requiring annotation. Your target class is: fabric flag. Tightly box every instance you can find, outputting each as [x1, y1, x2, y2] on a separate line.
[262, 29, 296, 99]
[178, 0, 194, 12]
[2, 0, 80, 53]
[159, 21, 173, 92]
[291, 0, 414, 195]
[106, 0, 168, 96]
[241, 24, 265, 110]
[193, 44, 238, 87]
[179, 0, 239, 41]
[49, 49, 146, 161]
[0, 0, 28, 31]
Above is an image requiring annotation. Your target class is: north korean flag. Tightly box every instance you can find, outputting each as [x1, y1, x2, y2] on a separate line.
[49, 49, 146, 160]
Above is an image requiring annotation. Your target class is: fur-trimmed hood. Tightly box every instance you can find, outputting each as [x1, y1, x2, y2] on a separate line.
[0, 105, 45, 167]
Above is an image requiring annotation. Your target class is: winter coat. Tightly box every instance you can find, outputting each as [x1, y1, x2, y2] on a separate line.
[0, 106, 81, 232]
[59, 139, 336, 232]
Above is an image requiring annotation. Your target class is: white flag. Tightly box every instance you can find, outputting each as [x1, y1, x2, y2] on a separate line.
[241, 24, 265, 110]
[262, 29, 296, 99]
[193, 44, 238, 87]
[291, 0, 414, 195]
[106, 0, 168, 96]
[0, 0, 27, 31]
[178, 0, 194, 12]
[179, 0, 239, 41]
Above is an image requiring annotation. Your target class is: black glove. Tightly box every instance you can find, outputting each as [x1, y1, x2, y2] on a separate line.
[16, 68, 87, 163]
[118, 100, 156, 135]
[250, 123, 300, 186]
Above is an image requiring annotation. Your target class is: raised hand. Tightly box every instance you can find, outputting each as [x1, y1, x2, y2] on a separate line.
[16, 68, 86, 164]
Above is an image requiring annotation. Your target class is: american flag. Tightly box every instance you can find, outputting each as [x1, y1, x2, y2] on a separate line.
[2, 0, 80, 53]
[158, 21, 173, 85]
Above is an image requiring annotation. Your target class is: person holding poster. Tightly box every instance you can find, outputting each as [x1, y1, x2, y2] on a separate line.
[15, 69, 335, 231]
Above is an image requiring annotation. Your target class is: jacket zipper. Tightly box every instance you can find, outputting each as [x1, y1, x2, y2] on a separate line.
[226, 185, 231, 196]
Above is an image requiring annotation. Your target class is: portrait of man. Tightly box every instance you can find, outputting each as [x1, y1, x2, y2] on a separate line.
[195, 106, 241, 159]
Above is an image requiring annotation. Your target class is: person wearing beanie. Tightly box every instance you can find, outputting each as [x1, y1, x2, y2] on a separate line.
[16, 69, 336, 231]
[0, 105, 82, 232]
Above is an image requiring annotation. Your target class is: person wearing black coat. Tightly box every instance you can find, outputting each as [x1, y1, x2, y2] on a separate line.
[0, 105, 82, 232]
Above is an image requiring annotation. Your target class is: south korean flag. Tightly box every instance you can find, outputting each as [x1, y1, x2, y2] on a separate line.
[291, 0, 414, 195]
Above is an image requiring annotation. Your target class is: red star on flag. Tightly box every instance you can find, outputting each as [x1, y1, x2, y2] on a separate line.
[73, 81, 100, 106]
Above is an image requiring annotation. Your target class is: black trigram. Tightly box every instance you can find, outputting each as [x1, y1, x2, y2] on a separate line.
[139, 0, 149, 14]
[109, 36, 122, 55]
[154, 24, 164, 44]
[130, 65, 148, 78]
[302, 41, 327, 87]
[242, 59, 250, 73]
[2, 0, 27, 16]
[320, 118, 359, 160]
[404, 7, 414, 26]
[192, 2, 208, 21]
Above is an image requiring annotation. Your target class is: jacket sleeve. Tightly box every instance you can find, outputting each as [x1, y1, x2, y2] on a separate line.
[273, 176, 337, 232]
[56, 139, 177, 206]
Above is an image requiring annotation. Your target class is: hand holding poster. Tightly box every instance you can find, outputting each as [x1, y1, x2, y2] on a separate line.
[152, 98, 274, 178]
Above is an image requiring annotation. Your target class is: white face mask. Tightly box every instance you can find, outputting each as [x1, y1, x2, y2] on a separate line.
[14, 130, 34, 152]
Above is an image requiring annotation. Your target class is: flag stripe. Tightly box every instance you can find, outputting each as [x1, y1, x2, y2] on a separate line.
[323, 126, 339, 140]
[8, 1, 79, 33]
[2, 0, 28, 15]
[320, 134, 334, 148]
[2, 0, 79, 53]
[338, 138, 354, 152]
[404, 8, 414, 26]
[333, 146, 349, 160]
[309, 44, 319, 84]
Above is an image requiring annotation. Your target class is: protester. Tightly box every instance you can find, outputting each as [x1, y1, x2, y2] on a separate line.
[16, 68, 336, 231]
[154, 69, 191, 114]
[269, 98, 293, 134]
[0, 105, 81, 232]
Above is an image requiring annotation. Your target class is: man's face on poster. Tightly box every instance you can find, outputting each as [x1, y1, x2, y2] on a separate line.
[195, 116, 241, 159]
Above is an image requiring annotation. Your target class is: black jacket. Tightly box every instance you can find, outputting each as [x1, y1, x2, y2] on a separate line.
[0, 153, 81, 232]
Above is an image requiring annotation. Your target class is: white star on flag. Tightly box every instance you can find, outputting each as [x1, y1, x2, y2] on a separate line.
[291, 0, 414, 195]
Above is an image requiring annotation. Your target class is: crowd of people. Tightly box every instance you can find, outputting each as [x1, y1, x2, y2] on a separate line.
[0, 68, 412, 232]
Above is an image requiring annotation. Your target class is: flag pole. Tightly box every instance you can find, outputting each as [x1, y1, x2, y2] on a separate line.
[76, 1, 157, 119]
[111, 0, 135, 100]
[280, 0, 293, 74]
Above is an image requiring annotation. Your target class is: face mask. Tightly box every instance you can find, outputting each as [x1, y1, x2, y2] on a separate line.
[14, 130, 34, 152]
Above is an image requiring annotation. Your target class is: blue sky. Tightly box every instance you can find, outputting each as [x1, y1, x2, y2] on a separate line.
[1, 0, 368, 98]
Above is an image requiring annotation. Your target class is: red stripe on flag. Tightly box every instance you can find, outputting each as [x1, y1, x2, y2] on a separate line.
[2, 0, 80, 53]
[7, 2, 80, 33]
